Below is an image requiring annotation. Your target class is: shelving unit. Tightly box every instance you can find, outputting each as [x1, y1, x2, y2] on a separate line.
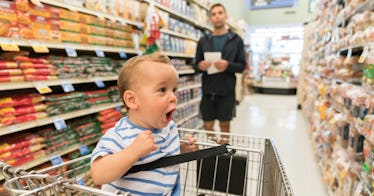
[0, 0, 206, 179]
[0, 102, 123, 137]
[39, 0, 143, 27]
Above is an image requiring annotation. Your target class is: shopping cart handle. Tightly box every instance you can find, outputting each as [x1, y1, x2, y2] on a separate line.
[123, 144, 231, 176]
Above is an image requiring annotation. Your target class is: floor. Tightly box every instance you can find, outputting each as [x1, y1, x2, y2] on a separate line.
[226, 94, 327, 196]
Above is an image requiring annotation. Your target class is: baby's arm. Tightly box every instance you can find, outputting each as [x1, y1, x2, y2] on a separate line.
[91, 130, 157, 185]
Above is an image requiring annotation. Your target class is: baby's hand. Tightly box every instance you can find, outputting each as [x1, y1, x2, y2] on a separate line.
[181, 135, 198, 153]
[131, 130, 157, 158]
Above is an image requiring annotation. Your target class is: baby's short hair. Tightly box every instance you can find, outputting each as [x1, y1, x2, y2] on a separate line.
[117, 52, 172, 108]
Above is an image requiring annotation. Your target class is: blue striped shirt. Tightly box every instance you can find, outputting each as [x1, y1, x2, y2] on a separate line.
[91, 117, 180, 196]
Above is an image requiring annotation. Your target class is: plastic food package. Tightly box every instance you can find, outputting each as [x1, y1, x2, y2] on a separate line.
[0, 94, 45, 107]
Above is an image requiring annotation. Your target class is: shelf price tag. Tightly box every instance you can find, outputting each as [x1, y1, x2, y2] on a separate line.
[65, 48, 78, 57]
[95, 49, 105, 57]
[32, 45, 49, 53]
[50, 155, 63, 165]
[76, 178, 85, 186]
[34, 81, 52, 94]
[359, 46, 369, 63]
[79, 145, 90, 155]
[94, 78, 105, 88]
[53, 118, 67, 130]
[1, 43, 20, 52]
[119, 51, 127, 59]
[61, 80, 75, 93]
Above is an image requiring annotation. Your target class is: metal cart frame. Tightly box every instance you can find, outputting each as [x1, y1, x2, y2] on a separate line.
[1, 128, 294, 196]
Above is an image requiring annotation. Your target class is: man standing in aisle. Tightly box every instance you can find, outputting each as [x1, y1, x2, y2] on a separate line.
[194, 3, 246, 143]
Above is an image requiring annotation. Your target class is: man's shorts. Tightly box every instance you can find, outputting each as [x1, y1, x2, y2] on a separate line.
[200, 94, 236, 121]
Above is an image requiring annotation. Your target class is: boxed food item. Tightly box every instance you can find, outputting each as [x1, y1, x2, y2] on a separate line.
[30, 15, 52, 40]
[59, 19, 81, 33]
[85, 14, 105, 27]
[59, 8, 80, 22]
[87, 35, 107, 45]
[60, 31, 81, 43]
[0, 0, 18, 37]
[85, 25, 106, 36]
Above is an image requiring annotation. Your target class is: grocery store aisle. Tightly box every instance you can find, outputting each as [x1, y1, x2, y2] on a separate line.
[230, 94, 327, 196]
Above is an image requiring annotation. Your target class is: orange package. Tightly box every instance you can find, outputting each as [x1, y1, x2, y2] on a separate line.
[0, 0, 18, 38]
[0, 103, 46, 117]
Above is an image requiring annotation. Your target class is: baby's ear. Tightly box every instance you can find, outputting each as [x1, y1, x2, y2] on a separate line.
[123, 90, 138, 110]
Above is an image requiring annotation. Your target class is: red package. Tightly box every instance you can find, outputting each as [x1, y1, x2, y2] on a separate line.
[0, 112, 47, 126]
[23, 68, 57, 75]
[19, 62, 56, 69]
[0, 144, 45, 161]
[98, 110, 122, 122]
[0, 103, 46, 117]
[24, 75, 58, 81]
[99, 108, 116, 116]
[0, 69, 22, 76]
[14, 56, 49, 64]
[0, 75, 24, 82]
[7, 150, 46, 166]
[0, 94, 45, 107]
[101, 121, 117, 130]
[0, 61, 18, 69]
[0, 136, 44, 154]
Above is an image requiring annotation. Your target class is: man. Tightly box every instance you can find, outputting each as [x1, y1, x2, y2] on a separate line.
[193, 3, 247, 143]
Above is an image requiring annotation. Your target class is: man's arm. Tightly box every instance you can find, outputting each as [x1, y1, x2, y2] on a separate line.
[226, 38, 247, 73]
[193, 38, 205, 73]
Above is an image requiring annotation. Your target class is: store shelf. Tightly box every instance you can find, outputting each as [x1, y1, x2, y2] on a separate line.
[177, 97, 200, 109]
[160, 29, 199, 42]
[189, 0, 209, 11]
[176, 111, 199, 126]
[0, 76, 118, 91]
[0, 102, 123, 137]
[0, 37, 141, 54]
[141, 0, 212, 31]
[164, 51, 195, 58]
[0, 139, 98, 181]
[177, 83, 201, 92]
[336, 0, 374, 27]
[39, 0, 143, 27]
[177, 69, 195, 75]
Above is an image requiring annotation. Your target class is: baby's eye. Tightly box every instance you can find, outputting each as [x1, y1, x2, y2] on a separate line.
[159, 88, 166, 93]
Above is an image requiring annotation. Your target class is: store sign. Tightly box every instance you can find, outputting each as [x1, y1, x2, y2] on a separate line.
[246, 0, 297, 10]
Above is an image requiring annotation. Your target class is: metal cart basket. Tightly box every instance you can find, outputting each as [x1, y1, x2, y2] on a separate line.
[1, 128, 294, 196]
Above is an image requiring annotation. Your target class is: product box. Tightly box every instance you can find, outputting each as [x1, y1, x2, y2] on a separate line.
[59, 19, 81, 33]
[85, 25, 106, 36]
[158, 10, 169, 29]
[0, 0, 18, 37]
[29, 3, 51, 18]
[59, 8, 80, 22]
[85, 15, 105, 27]
[87, 35, 107, 45]
[60, 31, 81, 43]
[30, 15, 52, 40]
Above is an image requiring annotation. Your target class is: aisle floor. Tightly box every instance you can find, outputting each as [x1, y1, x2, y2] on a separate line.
[227, 94, 327, 196]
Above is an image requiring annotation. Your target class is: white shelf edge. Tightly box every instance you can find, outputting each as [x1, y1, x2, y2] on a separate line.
[0, 139, 99, 181]
[0, 76, 118, 91]
[177, 97, 200, 109]
[141, 0, 211, 31]
[177, 69, 195, 75]
[164, 51, 195, 58]
[177, 83, 201, 92]
[160, 29, 198, 42]
[189, 0, 209, 11]
[176, 111, 199, 126]
[39, 0, 143, 27]
[0, 37, 140, 54]
[0, 102, 123, 136]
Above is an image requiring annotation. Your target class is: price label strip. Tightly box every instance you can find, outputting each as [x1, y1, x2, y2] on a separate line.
[53, 118, 67, 130]
[66, 48, 78, 57]
[61, 80, 75, 93]
[95, 49, 105, 57]
[34, 81, 52, 94]
[1, 43, 20, 52]
[94, 78, 105, 88]
[50, 155, 63, 165]
[79, 145, 90, 155]
[76, 178, 85, 186]
[32, 45, 49, 53]
[119, 51, 127, 59]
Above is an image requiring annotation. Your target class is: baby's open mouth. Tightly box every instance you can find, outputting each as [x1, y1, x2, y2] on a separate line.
[166, 109, 175, 121]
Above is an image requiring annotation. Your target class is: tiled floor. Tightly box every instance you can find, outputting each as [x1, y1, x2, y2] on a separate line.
[225, 94, 327, 196]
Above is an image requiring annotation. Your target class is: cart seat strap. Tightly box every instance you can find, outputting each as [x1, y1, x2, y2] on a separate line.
[124, 144, 229, 176]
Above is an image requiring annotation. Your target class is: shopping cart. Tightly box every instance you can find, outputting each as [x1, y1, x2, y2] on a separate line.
[1, 128, 294, 196]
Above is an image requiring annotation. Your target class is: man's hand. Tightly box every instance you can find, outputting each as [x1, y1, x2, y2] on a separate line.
[181, 135, 198, 153]
[130, 130, 157, 158]
[198, 60, 212, 71]
[214, 60, 229, 71]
